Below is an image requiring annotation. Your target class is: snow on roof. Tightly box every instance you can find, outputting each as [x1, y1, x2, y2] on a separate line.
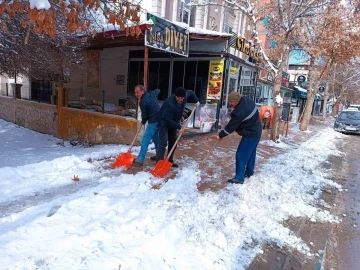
[98, 19, 153, 33]
[173, 21, 233, 37]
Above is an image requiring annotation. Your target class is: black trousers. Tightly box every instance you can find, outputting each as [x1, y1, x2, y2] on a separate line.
[156, 125, 178, 162]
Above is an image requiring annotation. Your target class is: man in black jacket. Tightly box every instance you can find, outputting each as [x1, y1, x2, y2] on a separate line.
[218, 91, 262, 184]
[156, 87, 199, 168]
[133, 85, 160, 166]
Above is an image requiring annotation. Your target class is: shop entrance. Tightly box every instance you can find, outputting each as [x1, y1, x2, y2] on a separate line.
[222, 61, 239, 110]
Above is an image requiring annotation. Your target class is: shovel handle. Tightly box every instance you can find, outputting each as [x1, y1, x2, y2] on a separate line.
[166, 104, 198, 160]
[128, 123, 144, 152]
[200, 139, 221, 167]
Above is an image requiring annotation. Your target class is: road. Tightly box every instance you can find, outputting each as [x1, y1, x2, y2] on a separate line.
[249, 131, 360, 270]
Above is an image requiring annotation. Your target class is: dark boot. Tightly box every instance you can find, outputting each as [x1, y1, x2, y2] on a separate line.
[133, 159, 143, 167]
[227, 178, 244, 184]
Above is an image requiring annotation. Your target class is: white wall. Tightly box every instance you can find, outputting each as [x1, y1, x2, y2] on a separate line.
[0, 74, 30, 99]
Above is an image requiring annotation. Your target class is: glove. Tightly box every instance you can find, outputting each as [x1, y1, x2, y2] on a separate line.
[196, 101, 200, 107]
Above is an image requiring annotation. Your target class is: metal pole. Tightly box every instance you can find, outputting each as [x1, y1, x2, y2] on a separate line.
[102, 90, 105, 113]
[144, 46, 149, 90]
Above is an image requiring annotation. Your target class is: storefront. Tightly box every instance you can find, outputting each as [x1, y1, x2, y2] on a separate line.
[125, 13, 260, 132]
[293, 86, 322, 119]
[81, 13, 260, 133]
[255, 71, 293, 106]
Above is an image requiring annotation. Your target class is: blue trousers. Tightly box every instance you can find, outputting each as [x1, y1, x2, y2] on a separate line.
[137, 122, 159, 162]
[235, 137, 261, 181]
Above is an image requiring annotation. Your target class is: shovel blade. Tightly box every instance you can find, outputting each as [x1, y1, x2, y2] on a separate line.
[111, 151, 136, 169]
[150, 160, 173, 178]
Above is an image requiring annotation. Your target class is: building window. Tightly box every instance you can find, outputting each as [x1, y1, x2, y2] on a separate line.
[165, 0, 173, 21]
[189, 6, 196, 27]
[223, 24, 232, 33]
[179, 0, 191, 24]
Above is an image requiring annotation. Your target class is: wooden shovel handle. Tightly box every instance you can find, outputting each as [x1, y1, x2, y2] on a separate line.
[166, 105, 198, 160]
[200, 139, 221, 167]
[128, 123, 143, 152]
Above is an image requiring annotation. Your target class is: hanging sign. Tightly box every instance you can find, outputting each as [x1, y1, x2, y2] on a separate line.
[206, 60, 224, 101]
[318, 86, 325, 93]
[145, 13, 189, 57]
[297, 75, 306, 84]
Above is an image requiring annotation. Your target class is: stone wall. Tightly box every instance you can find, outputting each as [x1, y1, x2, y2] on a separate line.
[58, 107, 138, 144]
[0, 96, 57, 136]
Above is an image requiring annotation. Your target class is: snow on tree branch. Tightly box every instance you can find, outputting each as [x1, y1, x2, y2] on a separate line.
[0, 0, 144, 38]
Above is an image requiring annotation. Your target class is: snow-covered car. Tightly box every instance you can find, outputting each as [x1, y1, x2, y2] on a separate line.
[334, 110, 360, 134]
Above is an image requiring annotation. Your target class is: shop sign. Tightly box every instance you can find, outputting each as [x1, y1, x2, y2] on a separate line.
[236, 35, 261, 59]
[229, 67, 238, 76]
[207, 60, 224, 101]
[145, 13, 189, 57]
[281, 72, 290, 87]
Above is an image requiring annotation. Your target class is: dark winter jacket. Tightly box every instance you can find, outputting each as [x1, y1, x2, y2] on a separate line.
[140, 89, 161, 125]
[157, 90, 199, 129]
[219, 97, 262, 139]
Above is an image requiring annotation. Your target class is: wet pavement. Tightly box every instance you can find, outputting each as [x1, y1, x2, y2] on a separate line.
[322, 133, 360, 270]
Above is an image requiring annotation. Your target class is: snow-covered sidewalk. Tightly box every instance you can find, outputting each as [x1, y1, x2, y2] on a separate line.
[0, 119, 346, 269]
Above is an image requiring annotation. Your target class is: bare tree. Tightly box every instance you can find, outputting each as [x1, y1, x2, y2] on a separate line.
[297, 2, 360, 130]
[0, 0, 145, 87]
[329, 60, 360, 116]
[0, 0, 143, 38]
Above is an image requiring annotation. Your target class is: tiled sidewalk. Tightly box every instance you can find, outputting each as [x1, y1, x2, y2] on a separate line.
[167, 118, 331, 192]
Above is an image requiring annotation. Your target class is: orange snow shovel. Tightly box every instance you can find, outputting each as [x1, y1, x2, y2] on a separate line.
[111, 124, 143, 169]
[150, 105, 198, 178]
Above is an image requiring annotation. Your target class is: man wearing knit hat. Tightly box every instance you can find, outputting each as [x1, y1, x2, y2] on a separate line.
[218, 91, 262, 184]
[156, 87, 199, 167]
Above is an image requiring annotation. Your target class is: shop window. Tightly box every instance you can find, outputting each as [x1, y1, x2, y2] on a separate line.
[148, 61, 170, 101]
[171, 61, 209, 104]
[172, 61, 185, 92]
[192, 61, 209, 104]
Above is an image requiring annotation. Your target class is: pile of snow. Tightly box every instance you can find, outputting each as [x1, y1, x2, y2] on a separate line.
[0, 119, 344, 269]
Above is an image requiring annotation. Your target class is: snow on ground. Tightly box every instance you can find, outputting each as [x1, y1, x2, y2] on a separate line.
[0, 119, 344, 269]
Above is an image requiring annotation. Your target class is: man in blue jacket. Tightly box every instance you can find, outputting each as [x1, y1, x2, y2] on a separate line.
[133, 85, 160, 166]
[218, 91, 262, 184]
[156, 87, 199, 168]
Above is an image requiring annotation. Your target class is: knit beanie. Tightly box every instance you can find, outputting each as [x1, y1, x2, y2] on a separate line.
[228, 92, 241, 102]
[175, 87, 187, 97]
